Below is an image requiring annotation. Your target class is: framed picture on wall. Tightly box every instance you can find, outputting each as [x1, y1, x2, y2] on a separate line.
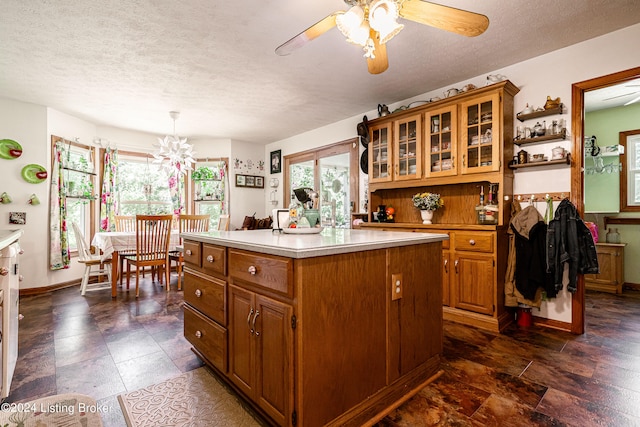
[270, 150, 281, 174]
[255, 177, 264, 188]
[246, 176, 256, 187]
[235, 174, 246, 187]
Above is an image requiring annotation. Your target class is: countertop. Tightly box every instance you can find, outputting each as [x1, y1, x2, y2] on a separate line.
[0, 230, 23, 251]
[181, 228, 448, 259]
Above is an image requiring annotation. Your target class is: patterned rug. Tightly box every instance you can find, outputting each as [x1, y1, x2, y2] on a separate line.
[0, 393, 104, 426]
[118, 367, 263, 427]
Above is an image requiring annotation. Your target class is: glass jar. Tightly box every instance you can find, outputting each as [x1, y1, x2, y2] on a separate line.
[605, 228, 620, 244]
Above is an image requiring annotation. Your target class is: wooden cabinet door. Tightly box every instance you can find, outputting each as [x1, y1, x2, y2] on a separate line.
[228, 285, 255, 397]
[459, 93, 501, 174]
[393, 114, 422, 181]
[453, 252, 494, 315]
[369, 122, 393, 183]
[585, 244, 625, 293]
[425, 106, 457, 178]
[442, 249, 451, 306]
[254, 295, 293, 426]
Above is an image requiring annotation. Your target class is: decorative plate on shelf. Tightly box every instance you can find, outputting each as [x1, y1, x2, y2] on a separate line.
[282, 227, 324, 234]
[21, 164, 48, 183]
[0, 139, 23, 159]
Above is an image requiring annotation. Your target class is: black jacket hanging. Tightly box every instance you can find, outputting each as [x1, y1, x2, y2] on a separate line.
[546, 199, 599, 293]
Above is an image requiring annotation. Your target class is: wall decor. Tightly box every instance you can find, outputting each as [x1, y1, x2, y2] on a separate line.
[9, 212, 26, 225]
[21, 164, 48, 183]
[0, 139, 23, 159]
[235, 174, 264, 188]
[270, 150, 281, 174]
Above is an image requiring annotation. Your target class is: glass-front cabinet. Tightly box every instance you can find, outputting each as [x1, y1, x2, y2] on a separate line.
[393, 114, 422, 181]
[460, 93, 500, 174]
[426, 106, 457, 178]
[369, 122, 393, 183]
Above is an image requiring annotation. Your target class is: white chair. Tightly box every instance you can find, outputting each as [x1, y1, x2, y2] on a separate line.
[72, 222, 112, 296]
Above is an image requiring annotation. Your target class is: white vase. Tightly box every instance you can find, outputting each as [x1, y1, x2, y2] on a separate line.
[420, 209, 434, 224]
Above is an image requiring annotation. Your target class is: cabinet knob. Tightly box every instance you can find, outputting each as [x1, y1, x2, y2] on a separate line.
[195, 289, 202, 298]
[195, 330, 202, 339]
[469, 239, 475, 245]
[444, 259, 449, 273]
[0, 267, 8, 276]
[206, 255, 214, 263]
[454, 259, 459, 273]
[18, 314, 24, 321]
[248, 265, 257, 275]
[185, 249, 192, 256]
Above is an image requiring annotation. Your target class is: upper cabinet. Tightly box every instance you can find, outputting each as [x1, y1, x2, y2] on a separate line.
[368, 81, 519, 186]
[459, 93, 501, 174]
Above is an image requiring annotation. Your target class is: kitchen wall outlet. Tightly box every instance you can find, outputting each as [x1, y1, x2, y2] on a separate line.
[391, 273, 402, 301]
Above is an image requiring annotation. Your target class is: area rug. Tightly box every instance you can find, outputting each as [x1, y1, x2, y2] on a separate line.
[0, 393, 104, 426]
[118, 367, 263, 427]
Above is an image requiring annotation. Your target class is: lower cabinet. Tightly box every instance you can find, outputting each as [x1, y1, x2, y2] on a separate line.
[183, 239, 443, 426]
[228, 284, 292, 426]
[585, 243, 626, 294]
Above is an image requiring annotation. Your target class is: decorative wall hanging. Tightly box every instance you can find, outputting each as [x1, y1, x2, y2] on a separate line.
[270, 150, 282, 174]
[235, 174, 265, 188]
[0, 139, 23, 159]
[21, 164, 48, 183]
[9, 212, 26, 225]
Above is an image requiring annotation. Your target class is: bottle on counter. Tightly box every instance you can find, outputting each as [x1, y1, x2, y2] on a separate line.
[483, 183, 499, 225]
[476, 185, 487, 224]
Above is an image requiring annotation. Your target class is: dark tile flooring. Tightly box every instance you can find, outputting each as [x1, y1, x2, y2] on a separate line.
[7, 275, 640, 427]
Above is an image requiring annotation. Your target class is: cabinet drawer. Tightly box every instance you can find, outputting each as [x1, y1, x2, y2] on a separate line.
[202, 243, 226, 276]
[184, 271, 226, 326]
[184, 304, 227, 373]
[229, 249, 293, 297]
[453, 232, 494, 253]
[183, 240, 202, 269]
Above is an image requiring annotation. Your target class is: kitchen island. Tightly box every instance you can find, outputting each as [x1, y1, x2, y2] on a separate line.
[181, 228, 447, 427]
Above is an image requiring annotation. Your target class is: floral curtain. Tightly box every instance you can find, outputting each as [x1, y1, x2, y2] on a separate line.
[100, 147, 119, 231]
[49, 142, 70, 270]
[219, 161, 227, 213]
[168, 171, 184, 216]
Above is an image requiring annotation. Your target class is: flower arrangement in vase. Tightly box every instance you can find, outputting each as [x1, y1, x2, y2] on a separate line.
[412, 192, 443, 224]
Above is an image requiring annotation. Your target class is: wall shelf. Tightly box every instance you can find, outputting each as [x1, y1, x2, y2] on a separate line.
[516, 104, 564, 122]
[513, 128, 567, 145]
[509, 153, 571, 169]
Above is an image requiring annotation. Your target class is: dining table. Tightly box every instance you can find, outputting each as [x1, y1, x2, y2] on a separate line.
[91, 231, 181, 298]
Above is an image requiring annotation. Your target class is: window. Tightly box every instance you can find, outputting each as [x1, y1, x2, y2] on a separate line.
[190, 159, 229, 230]
[51, 136, 96, 252]
[284, 139, 358, 228]
[621, 129, 640, 211]
[117, 152, 176, 216]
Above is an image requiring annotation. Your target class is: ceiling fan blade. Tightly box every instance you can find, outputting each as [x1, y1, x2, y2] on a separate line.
[275, 12, 341, 56]
[399, 0, 489, 37]
[602, 91, 640, 101]
[367, 29, 389, 74]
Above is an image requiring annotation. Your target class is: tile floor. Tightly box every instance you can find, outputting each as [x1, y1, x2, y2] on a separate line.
[7, 275, 640, 427]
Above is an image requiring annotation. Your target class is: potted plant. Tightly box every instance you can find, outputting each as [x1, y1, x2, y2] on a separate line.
[412, 192, 443, 224]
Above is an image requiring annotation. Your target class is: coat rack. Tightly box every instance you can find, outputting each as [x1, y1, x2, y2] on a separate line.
[512, 192, 569, 205]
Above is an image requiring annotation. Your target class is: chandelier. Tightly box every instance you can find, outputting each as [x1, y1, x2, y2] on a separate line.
[336, 0, 404, 58]
[153, 111, 195, 176]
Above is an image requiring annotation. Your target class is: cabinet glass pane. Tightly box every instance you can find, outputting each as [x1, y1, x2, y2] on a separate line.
[466, 100, 493, 169]
[398, 120, 418, 177]
[430, 112, 453, 173]
[372, 128, 389, 179]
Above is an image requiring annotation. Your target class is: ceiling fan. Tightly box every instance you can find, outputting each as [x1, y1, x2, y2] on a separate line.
[602, 83, 640, 106]
[275, 0, 489, 74]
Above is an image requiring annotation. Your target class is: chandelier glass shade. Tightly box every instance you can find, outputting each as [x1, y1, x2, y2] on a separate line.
[336, 0, 404, 58]
[153, 111, 195, 176]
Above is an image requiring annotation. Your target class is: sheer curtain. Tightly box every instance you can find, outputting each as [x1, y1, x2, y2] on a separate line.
[100, 147, 119, 231]
[168, 171, 185, 216]
[49, 142, 70, 270]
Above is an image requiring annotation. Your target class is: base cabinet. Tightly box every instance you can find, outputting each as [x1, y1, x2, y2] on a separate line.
[183, 238, 443, 426]
[228, 284, 292, 426]
[585, 243, 626, 294]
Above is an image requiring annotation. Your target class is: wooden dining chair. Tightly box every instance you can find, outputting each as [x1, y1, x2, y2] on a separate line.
[72, 222, 112, 296]
[169, 214, 210, 289]
[217, 214, 230, 231]
[124, 214, 173, 297]
[115, 215, 141, 286]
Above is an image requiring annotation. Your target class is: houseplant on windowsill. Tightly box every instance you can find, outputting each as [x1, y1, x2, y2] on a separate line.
[412, 192, 443, 224]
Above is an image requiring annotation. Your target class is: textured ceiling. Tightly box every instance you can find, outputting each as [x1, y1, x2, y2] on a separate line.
[1, 1, 640, 144]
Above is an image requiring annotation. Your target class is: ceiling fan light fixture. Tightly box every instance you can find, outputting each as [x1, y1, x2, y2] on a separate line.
[369, 0, 404, 43]
[336, 5, 365, 40]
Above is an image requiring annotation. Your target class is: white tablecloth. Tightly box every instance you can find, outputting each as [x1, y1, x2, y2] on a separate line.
[92, 231, 181, 261]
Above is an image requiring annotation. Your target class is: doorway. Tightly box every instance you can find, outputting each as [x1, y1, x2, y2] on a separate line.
[571, 66, 640, 334]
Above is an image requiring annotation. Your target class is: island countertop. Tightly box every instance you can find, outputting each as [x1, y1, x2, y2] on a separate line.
[181, 228, 448, 259]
